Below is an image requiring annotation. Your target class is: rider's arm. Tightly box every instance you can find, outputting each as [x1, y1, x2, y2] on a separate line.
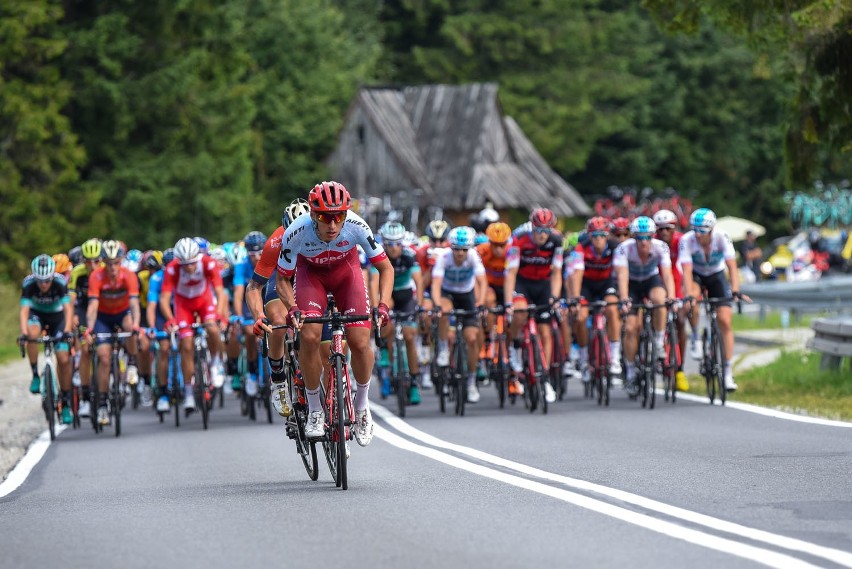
[62, 297, 74, 334]
[85, 298, 99, 332]
[615, 266, 628, 302]
[503, 265, 517, 307]
[275, 271, 295, 312]
[550, 264, 563, 300]
[412, 267, 424, 306]
[146, 300, 158, 329]
[19, 302, 30, 337]
[475, 273, 488, 307]
[158, 291, 174, 322]
[374, 257, 394, 307]
[129, 296, 141, 329]
[214, 285, 229, 319]
[726, 257, 740, 294]
[661, 266, 676, 300]
[245, 280, 264, 320]
[368, 267, 380, 308]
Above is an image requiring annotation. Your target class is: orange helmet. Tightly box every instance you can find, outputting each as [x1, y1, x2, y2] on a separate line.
[52, 253, 72, 273]
[308, 181, 351, 212]
[485, 222, 511, 244]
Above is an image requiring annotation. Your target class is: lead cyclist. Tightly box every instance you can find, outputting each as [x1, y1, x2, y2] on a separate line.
[275, 181, 394, 446]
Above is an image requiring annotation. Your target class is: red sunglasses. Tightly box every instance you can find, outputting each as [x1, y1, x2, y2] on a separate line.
[316, 211, 346, 225]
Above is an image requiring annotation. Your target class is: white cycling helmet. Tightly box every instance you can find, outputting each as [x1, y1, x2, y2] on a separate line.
[689, 208, 717, 233]
[174, 237, 201, 264]
[652, 209, 677, 229]
[448, 226, 476, 249]
[379, 221, 406, 242]
[283, 198, 311, 229]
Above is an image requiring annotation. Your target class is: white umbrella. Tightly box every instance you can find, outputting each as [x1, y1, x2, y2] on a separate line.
[714, 216, 766, 241]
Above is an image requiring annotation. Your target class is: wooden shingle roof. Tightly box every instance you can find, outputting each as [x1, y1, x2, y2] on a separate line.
[338, 83, 590, 218]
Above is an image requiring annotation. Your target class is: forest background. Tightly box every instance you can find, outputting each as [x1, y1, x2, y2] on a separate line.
[1, 0, 850, 277]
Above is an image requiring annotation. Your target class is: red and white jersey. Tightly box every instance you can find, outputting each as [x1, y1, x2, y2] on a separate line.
[276, 211, 386, 278]
[162, 255, 223, 299]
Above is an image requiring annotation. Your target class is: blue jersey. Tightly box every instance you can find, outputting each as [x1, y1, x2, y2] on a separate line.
[147, 269, 164, 304]
[232, 259, 254, 288]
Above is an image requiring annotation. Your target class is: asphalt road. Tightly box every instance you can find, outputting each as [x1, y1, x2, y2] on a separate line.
[1, 366, 850, 569]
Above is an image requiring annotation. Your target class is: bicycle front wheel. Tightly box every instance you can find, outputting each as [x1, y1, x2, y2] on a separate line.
[394, 340, 408, 418]
[112, 354, 122, 437]
[195, 353, 210, 430]
[532, 336, 547, 414]
[44, 366, 56, 441]
[713, 324, 727, 406]
[334, 357, 348, 490]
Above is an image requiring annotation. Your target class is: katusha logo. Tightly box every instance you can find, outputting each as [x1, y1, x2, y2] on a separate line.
[336, 240, 350, 247]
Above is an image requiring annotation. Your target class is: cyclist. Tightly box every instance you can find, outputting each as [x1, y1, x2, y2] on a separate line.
[504, 208, 564, 404]
[431, 226, 488, 403]
[233, 230, 267, 397]
[572, 217, 623, 382]
[82, 240, 147, 425]
[275, 181, 394, 446]
[614, 217, 675, 396]
[247, 198, 312, 418]
[370, 221, 424, 402]
[68, 238, 103, 417]
[679, 208, 748, 392]
[68, 246, 83, 268]
[653, 209, 690, 392]
[20, 255, 75, 424]
[52, 254, 73, 281]
[612, 217, 631, 244]
[221, 242, 247, 391]
[159, 237, 229, 411]
[147, 248, 176, 413]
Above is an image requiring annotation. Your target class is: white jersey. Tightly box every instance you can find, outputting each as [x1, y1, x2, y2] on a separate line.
[276, 211, 386, 278]
[562, 249, 583, 279]
[432, 248, 485, 293]
[613, 238, 671, 281]
[678, 230, 736, 277]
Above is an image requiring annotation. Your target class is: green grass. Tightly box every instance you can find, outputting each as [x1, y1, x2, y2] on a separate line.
[731, 310, 818, 331]
[689, 350, 852, 421]
[0, 280, 21, 364]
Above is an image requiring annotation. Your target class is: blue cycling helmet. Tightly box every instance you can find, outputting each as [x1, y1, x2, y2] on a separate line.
[629, 216, 656, 236]
[162, 248, 175, 265]
[193, 236, 210, 253]
[224, 242, 248, 266]
[243, 231, 267, 253]
[474, 233, 489, 246]
[123, 248, 143, 272]
[448, 226, 476, 249]
[689, 208, 717, 233]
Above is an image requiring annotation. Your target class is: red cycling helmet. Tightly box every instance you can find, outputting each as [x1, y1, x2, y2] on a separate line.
[530, 208, 557, 229]
[612, 217, 630, 232]
[308, 181, 352, 212]
[586, 216, 611, 233]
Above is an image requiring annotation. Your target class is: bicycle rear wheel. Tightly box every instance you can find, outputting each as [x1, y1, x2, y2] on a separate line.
[453, 342, 466, 417]
[291, 380, 318, 481]
[702, 329, 715, 404]
[532, 336, 547, 414]
[590, 331, 603, 405]
[394, 340, 408, 418]
[195, 353, 210, 430]
[44, 367, 56, 441]
[638, 330, 650, 408]
[665, 323, 678, 403]
[494, 336, 508, 409]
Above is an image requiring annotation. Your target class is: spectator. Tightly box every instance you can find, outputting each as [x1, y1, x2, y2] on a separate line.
[739, 230, 762, 275]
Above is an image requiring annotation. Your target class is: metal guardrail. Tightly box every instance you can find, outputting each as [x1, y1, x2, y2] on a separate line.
[806, 317, 852, 370]
[741, 275, 852, 310]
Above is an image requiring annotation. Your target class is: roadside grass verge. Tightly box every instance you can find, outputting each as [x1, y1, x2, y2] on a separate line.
[0, 281, 20, 364]
[689, 350, 852, 421]
[731, 310, 817, 331]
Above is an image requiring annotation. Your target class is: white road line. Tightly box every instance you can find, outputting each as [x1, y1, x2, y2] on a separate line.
[374, 404, 852, 568]
[0, 427, 64, 499]
[671, 391, 852, 428]
[374, 426, 823, 569]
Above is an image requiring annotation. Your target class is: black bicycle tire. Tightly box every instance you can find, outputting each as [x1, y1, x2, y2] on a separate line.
[196, 352, 209, 430]
[44, 366, 56, 441]
[649, 334, 657, 410]
[713, 322, 727, 406]
[495, 335, 507, 409]
[551, 327, 566, 401]
[591, 330, 603, 405]
[523, 340, 538, 413]
[335, 356, 348, 490]
[601, 331, 611, 407]
[667, 321, 679, 403]
[532, 336, 547, 414]
[639, 326, 650, 408]
[394, 339, 407, 418]
[112, 352, 122, 437]
[454, 339, 467, 417]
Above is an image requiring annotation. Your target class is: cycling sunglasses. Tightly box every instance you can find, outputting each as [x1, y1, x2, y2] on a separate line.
[613, 231, 629, 237]
[315, 211, 346, 225]
[384, 239, 403, 248]
[490, 241, 508, 247]
[451, 246, 470, 252]
[590, 231, 609, 238]
[533, 227, 552, 235]
[693, 227, 712, 235]
[634, 235, 653, 241]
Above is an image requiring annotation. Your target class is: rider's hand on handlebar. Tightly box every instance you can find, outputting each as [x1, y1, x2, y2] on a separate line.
[253, 317, 271, 337]
[287, 306, 303, 329]
[376, 302, 390, 328]
[619, 298, 632, 314]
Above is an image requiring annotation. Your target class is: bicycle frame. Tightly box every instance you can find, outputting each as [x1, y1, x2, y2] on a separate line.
[93, 330, 135, 436]
[19, 335, 62, 440]
[513, 304, 549, 414]
[698, 296, 729, 406]
[586, 299, 619, 406]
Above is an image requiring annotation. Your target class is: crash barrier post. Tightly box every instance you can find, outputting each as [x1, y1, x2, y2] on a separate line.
[806, 317, 852, 371]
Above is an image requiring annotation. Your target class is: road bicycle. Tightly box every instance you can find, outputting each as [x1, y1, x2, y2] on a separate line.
[374, 309, 418, 418]
[19, 334, 70, 440]
[661, 299, 681, 404]
[185, 323, 214, 429]
[634, 302, 667, 410]
[511, 303, 552, 414]
[444, 308, 481, 417]
[483, 306, 510, 408]
[289, 296, 370, 490]
[694, 296, 731, 405]
[93, 330, 135, 436]
[150, 329, 184, 426]
[547, 303, 570, 401]
[585, 299, 621, 406]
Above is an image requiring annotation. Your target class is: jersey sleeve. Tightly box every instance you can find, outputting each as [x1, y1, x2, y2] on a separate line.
[470, 249, 486, 276]
[87, 271, 102, 300]
[125, 269, 140, 296]
[232, 260, 249, 287]
[612, 244, 628, 268]
[678, 236, 693, 267]
[721, 232, 736, 260]
[252, 231, 280, 285]
[161, 264, 177, 294]
[20, 278, 33, 307]
[506, 246, 520, 270]
[276, 223, 300, 278]
[431, 252, 446, 279]
[358, 224, 387, 265]
[147, 272, 163, 304]
[204, 257, 223, 287]
[656, 241, 672, 268]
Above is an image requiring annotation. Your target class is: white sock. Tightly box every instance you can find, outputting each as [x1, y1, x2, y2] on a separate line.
[439, 340, 449, 352]
[467, 373, 476, 387]
[307, 387, 322, 414]
[578, 346, 588, 365]
[655, 332, 665, 344]
[354, 379, 370, 411]
[610, 341, 621, 357]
